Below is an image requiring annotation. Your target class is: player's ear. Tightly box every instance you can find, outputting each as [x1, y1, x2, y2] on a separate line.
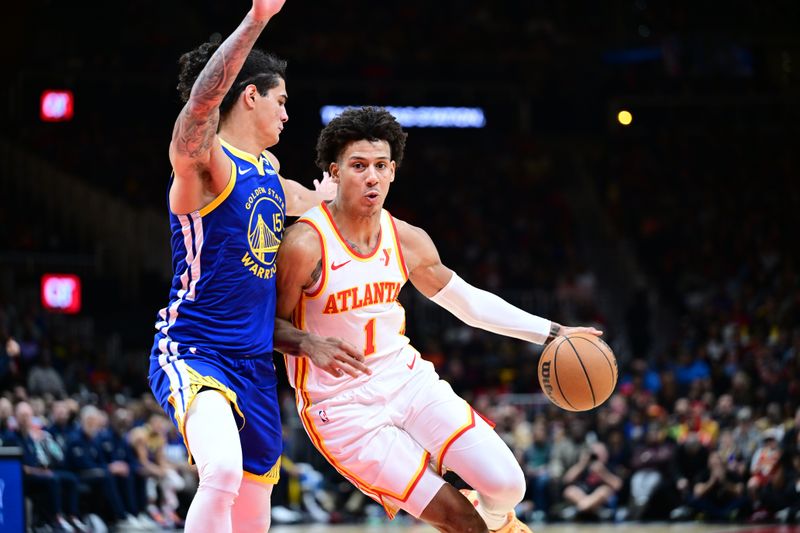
[389, 161, 396, 182]
[329, 163, 340, 183]
[243, 84, 258, 109]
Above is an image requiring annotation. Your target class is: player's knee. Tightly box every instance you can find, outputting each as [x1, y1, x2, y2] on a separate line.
[508, 466, 527, 503]
[481, 464, 526, 506]
[198, 456, 243, 494]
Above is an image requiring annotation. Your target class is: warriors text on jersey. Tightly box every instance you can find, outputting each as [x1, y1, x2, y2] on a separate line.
[286, 202, 411, 402]
[154, 139, 285, 359]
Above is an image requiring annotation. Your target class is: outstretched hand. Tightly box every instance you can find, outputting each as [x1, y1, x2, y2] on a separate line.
[303, 335, 371, 379]
[252, 0, 286, 22]
[313, 171, 337, 202]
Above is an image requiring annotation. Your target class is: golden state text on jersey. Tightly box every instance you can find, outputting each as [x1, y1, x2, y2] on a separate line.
[152, 139, 285, 359]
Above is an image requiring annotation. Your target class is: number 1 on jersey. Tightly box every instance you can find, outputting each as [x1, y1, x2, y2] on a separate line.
[364, 318, 376, 356]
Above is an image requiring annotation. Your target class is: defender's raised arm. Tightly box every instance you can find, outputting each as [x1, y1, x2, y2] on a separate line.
[168, 0, 286, 214]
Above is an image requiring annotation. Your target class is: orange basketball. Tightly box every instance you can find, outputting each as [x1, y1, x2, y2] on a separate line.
[537, 333, 618, 412]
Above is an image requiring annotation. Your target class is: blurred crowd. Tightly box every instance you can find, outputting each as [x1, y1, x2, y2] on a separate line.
[488, 378, 800, 525]
[2, 362, 798, 530]
[0, 383, 196, 531]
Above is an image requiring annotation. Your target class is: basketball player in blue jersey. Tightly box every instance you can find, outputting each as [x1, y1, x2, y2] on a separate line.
[274, 107, 603, 533]
[148, 1, 369, 532]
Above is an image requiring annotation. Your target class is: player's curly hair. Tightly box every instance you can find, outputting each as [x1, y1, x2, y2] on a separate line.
[176, 35, 287, 118]
[315, 107, 408, 171]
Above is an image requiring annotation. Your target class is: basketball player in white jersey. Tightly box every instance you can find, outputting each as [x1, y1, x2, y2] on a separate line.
[274, 107, 602, 533]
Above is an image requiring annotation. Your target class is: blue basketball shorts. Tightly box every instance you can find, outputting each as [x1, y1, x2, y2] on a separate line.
[148, 333, 282, 483]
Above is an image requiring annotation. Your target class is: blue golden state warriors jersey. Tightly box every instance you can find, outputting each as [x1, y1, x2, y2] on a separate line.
[154, 139, 285, 359]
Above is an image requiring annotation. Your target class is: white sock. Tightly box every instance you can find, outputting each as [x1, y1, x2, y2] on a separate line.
[477, 493, 513, 531]
[183, 390, 244, 533]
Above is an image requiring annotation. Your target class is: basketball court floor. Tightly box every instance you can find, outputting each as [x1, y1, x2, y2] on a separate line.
[271, 524, 800, 533]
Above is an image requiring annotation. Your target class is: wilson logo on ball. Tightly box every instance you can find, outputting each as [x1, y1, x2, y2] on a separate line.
[539, 361, 557, 405]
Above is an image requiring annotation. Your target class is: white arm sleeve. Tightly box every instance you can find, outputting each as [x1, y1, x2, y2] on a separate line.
[429, 273, 553, 344]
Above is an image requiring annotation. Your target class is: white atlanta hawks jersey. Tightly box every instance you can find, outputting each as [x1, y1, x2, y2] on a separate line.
[286, 202, 411, 401]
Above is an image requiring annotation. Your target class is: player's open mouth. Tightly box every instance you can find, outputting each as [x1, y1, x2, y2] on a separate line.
[365, 191, 380, 200]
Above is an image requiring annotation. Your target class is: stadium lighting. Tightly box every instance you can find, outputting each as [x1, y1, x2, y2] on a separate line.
[40, 90, 74, 122]
[321, 106, 486, 128]
[41, 273, 82, 313]
[617, 109, 633, 126]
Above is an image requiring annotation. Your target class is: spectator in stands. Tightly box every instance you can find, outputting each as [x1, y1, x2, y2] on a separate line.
[626, 425, 678, 520]
[685, 451, 747, 521]
[561, 442, 623, 520]
[714, 394, 737, 431]
[604, 427, 632, 482]
[162, 420, 198, 505]
[716, 429, 747, 474]
[0, 397, 13, 436]
[129, 413, 186, 527]
[747, 428, 783, 506]
[521, 420, 552, 521]
[98, 407, 159, 528]
[47, 399, 78, 450]
[27, 352, 67, 398]
[732, 407, 761, 460]
[549, 420, 583, 481]
[673, 432, 710, 508]
[0, 336, 21, 390]
[9, 401, 85, 531]
[0, 331, 19, 390]
[752, 454, 799, 522]
[64, 405, 140, 529]
[625, 406, 648, 444]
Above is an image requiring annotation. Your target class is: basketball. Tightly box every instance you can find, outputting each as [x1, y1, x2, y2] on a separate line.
[538, 333, 618, 412]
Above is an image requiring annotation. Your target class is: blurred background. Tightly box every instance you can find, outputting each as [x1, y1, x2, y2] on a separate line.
[1, 0, 799, 530]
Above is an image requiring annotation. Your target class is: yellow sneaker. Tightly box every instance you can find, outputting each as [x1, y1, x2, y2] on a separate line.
[459, 489, 533, 533]
[493, 512, 533, 533]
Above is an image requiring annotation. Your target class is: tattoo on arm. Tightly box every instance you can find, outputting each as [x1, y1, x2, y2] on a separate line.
[173, 111, 219, 159]
[308, 260, 323, 287]
[172, 14, 268, 159]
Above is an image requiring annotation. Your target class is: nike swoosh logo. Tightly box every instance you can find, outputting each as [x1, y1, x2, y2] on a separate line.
[331, 260, 351, 271]
[406, 353, 417, 370]
[238, 165, 249, 174]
